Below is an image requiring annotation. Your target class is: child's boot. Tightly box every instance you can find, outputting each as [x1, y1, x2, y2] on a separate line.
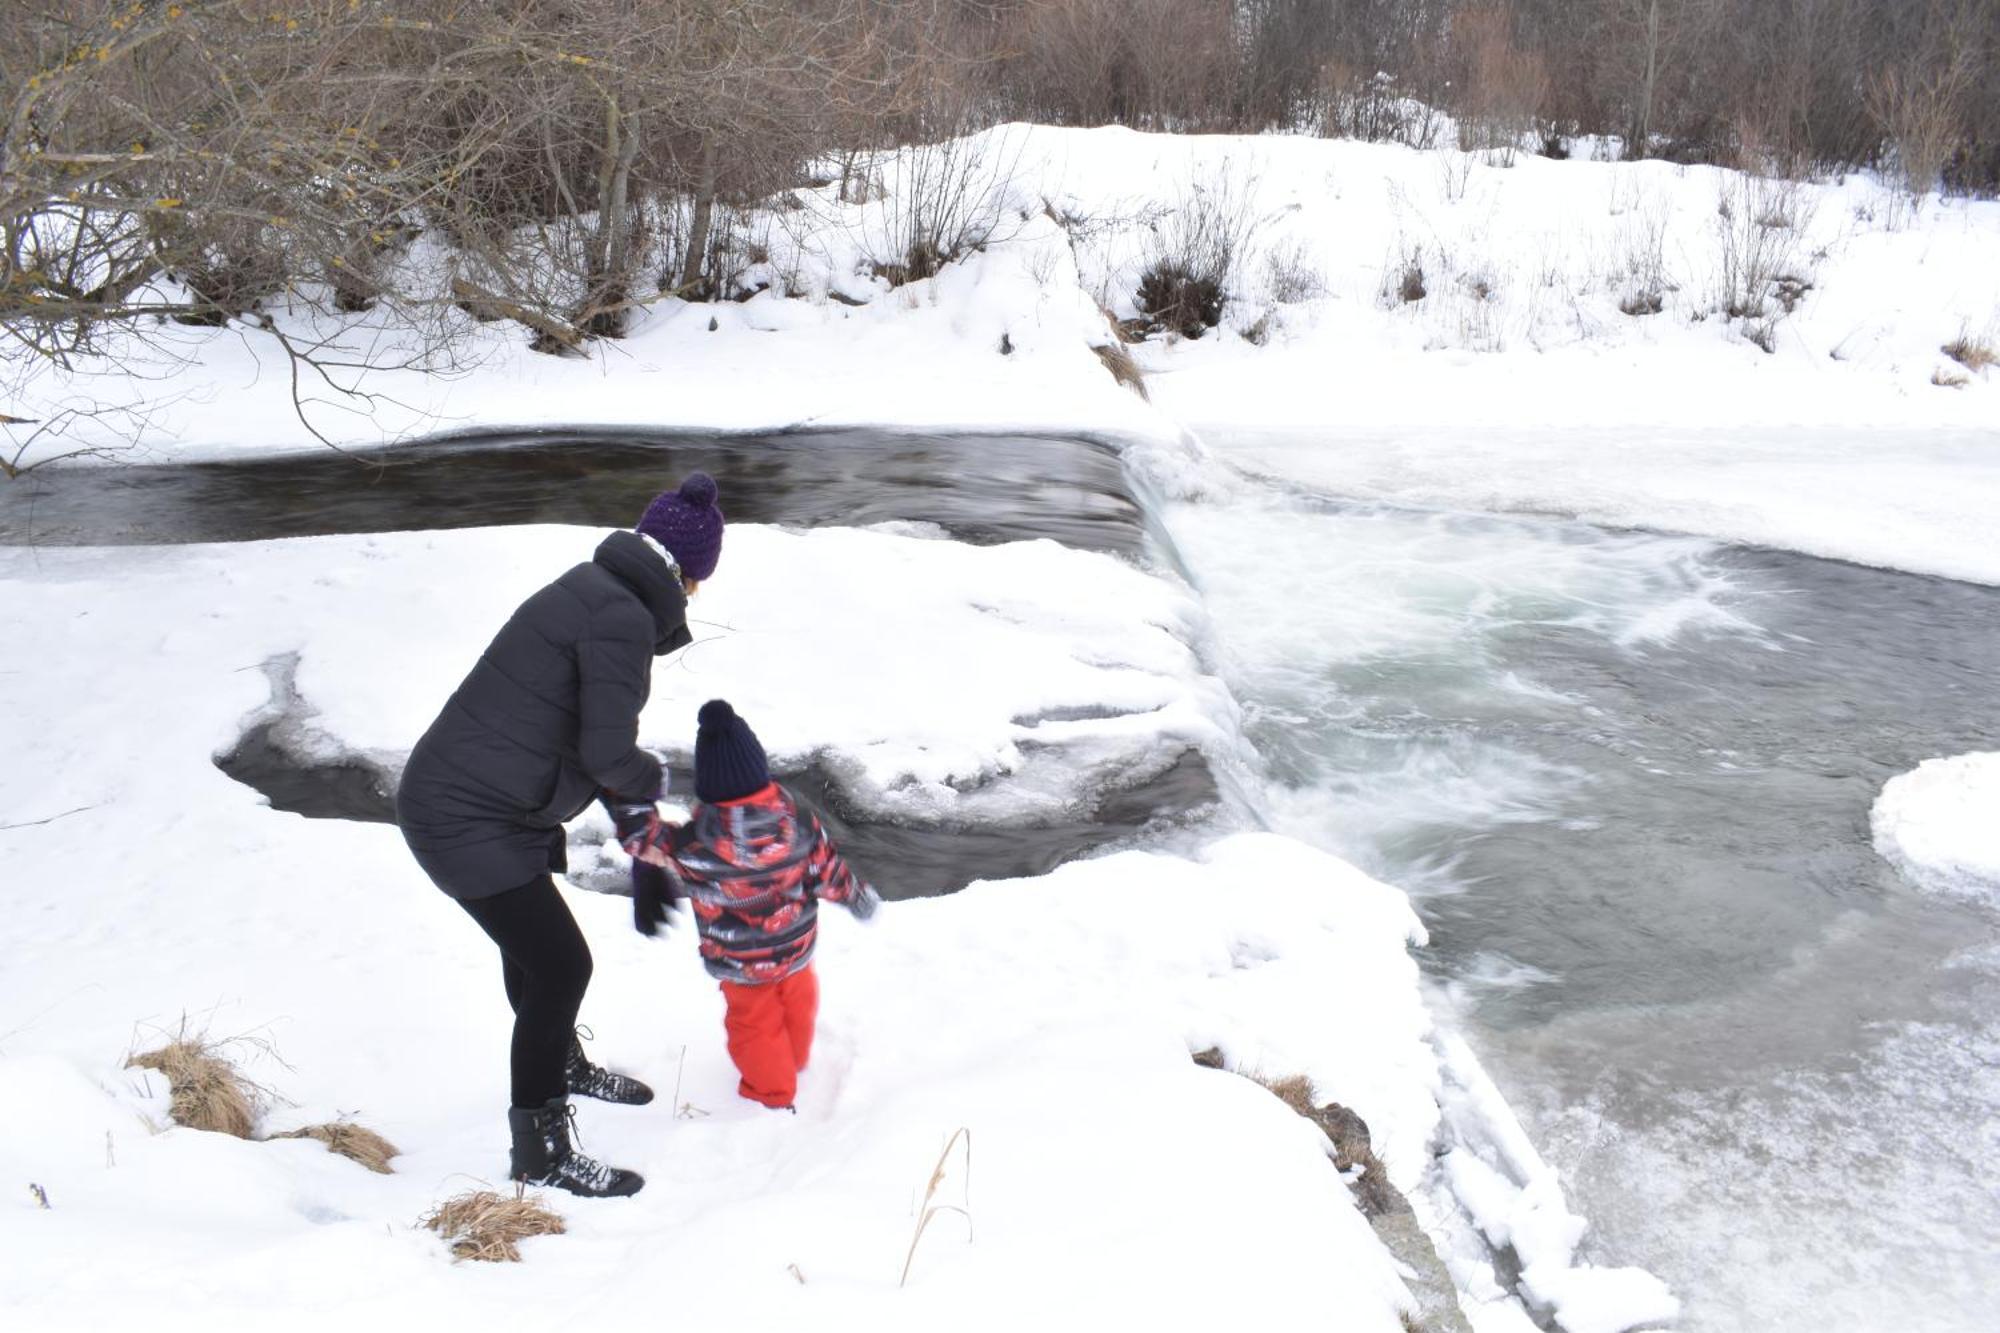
[507, 1098, 644, 1198]
[566, 1030, 655, 1105]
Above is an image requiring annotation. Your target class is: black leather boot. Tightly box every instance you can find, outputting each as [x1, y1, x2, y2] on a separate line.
[507, 1097, 644, 1198]
[566, 1030, 655, 1105]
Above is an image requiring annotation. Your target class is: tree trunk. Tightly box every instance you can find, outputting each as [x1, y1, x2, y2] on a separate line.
[584, 97, 640, 334]
[678, 141, 717, 298]
[1635, 0, 1661, 155]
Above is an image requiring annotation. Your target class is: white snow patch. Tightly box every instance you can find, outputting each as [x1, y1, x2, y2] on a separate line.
[1872, 752, 2000, 904]
[1186, 425, 2000, 589]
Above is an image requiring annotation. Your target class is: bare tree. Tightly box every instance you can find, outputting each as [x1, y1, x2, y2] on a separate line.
[1451, 5, 1550, 164]
[1865, 1, 1979, 204]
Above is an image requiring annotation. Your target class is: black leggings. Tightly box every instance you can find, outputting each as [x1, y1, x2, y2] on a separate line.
[460, 876, 593, 1108]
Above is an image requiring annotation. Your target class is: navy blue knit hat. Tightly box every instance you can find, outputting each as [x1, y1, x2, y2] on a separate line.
[694, 699, 770, 803]
[637, 473, 725, 582]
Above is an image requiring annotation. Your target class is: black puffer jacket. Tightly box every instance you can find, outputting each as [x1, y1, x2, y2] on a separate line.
[396, 530, 693, 899]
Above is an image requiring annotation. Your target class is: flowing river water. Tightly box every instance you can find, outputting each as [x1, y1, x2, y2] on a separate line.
[1156, 481, 2000, 1332]
[6, 430, 1997, 1331]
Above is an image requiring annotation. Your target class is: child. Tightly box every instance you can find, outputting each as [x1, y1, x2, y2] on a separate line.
[622, 699, 880, 1110]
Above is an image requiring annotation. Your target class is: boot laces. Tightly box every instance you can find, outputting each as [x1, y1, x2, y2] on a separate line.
[558, 1148, 618, 1194]
[552, 1104, 621, 1194]
[568, 1027, 647, 1102]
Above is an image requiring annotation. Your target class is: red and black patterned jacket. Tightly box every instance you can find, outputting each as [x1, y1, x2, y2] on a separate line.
[662, 782, 879, 984]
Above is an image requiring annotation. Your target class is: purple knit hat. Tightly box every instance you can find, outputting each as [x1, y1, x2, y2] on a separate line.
[636, 473, 724, 581]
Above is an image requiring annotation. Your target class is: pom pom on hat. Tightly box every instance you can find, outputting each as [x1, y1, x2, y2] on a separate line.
[677, 472, 719, 508]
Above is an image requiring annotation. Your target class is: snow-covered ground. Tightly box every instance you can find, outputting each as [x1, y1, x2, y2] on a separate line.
[5, 522, 1655, 1332]
[1872, 752, 2000, 906]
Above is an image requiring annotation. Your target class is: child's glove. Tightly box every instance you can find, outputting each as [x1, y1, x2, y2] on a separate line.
[601, 794, 674, 867]
[632, 861, 683, 937]
[847, 883, 882, 923]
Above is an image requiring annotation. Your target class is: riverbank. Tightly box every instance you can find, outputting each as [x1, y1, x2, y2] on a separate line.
[0, 523, 1515, 1333]
[9, 127, 1997, 583]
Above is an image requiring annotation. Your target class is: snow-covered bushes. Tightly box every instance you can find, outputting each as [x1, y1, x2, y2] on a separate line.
[1133, 169, 1260, 339]
[858, 130, 1024, 288]
[1711, 173, 1817, 350]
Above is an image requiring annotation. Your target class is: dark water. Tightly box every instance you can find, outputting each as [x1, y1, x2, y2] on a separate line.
[0, 428, 1147, 556]
[215, 724, 1216, 899]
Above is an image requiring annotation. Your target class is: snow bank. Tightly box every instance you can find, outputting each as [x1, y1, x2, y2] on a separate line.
[1435, 1036, 1680, 1333]
[12, 124, 1997, 582]
[7, 151, 1167, 467]
[0, 525, 1446, 1331]
[0, 523, 1228, 833]
[1182, 425, 2000, 588]
[1871, 752, 2000, 905]
[0, 834, 1436, 1333]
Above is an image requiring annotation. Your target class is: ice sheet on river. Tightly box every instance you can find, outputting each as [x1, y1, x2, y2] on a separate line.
[1872, 751, 2000, 905]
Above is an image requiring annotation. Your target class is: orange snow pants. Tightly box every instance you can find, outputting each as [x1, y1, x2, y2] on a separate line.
[720, 965, 819, 1108]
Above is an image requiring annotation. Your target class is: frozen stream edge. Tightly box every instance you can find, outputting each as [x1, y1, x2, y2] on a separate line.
[1125, 431, 1681, 1333]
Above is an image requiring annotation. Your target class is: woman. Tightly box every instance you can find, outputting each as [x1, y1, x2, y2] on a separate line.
[396, 474, 724, 1198]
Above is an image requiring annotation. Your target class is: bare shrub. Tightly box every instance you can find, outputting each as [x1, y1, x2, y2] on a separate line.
[1868, 57, 1973, 204]
[127, 1034, 264, 1139]
[1713, 173, 1816, 323]
[1003, 0, 1236, 130]
[1942, 329, 1997, 372]
[157, 219, 291, 327]
[1452, 6, 1550, 166]
[1616, 198, 1674, 315]
[868, 130, 1021, 287]
[275, 1121, 400, 1174]
[1381, 246, 1428, 306]
[1, 0, 925, 404]
[1262, 240, 1327, 303]
[1320, 68, 1445, 149]
[1135, 263, 1222, 338]
[1134, 168, 1260, 339]
[1438, 149, 1476, 203]
[421, 1188, 565, 1263]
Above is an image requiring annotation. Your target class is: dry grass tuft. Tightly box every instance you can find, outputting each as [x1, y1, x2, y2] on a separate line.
[127, 1037, 262, 1139]
[1092, 342, 1148, 399]
[421, 1188, 566, 1262]
[1253, 1071, 1317, 1118]
[1942, 334, 1996, 373]
[276, 1121, 400, 1174]
[899, 1127, 973, 1288]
